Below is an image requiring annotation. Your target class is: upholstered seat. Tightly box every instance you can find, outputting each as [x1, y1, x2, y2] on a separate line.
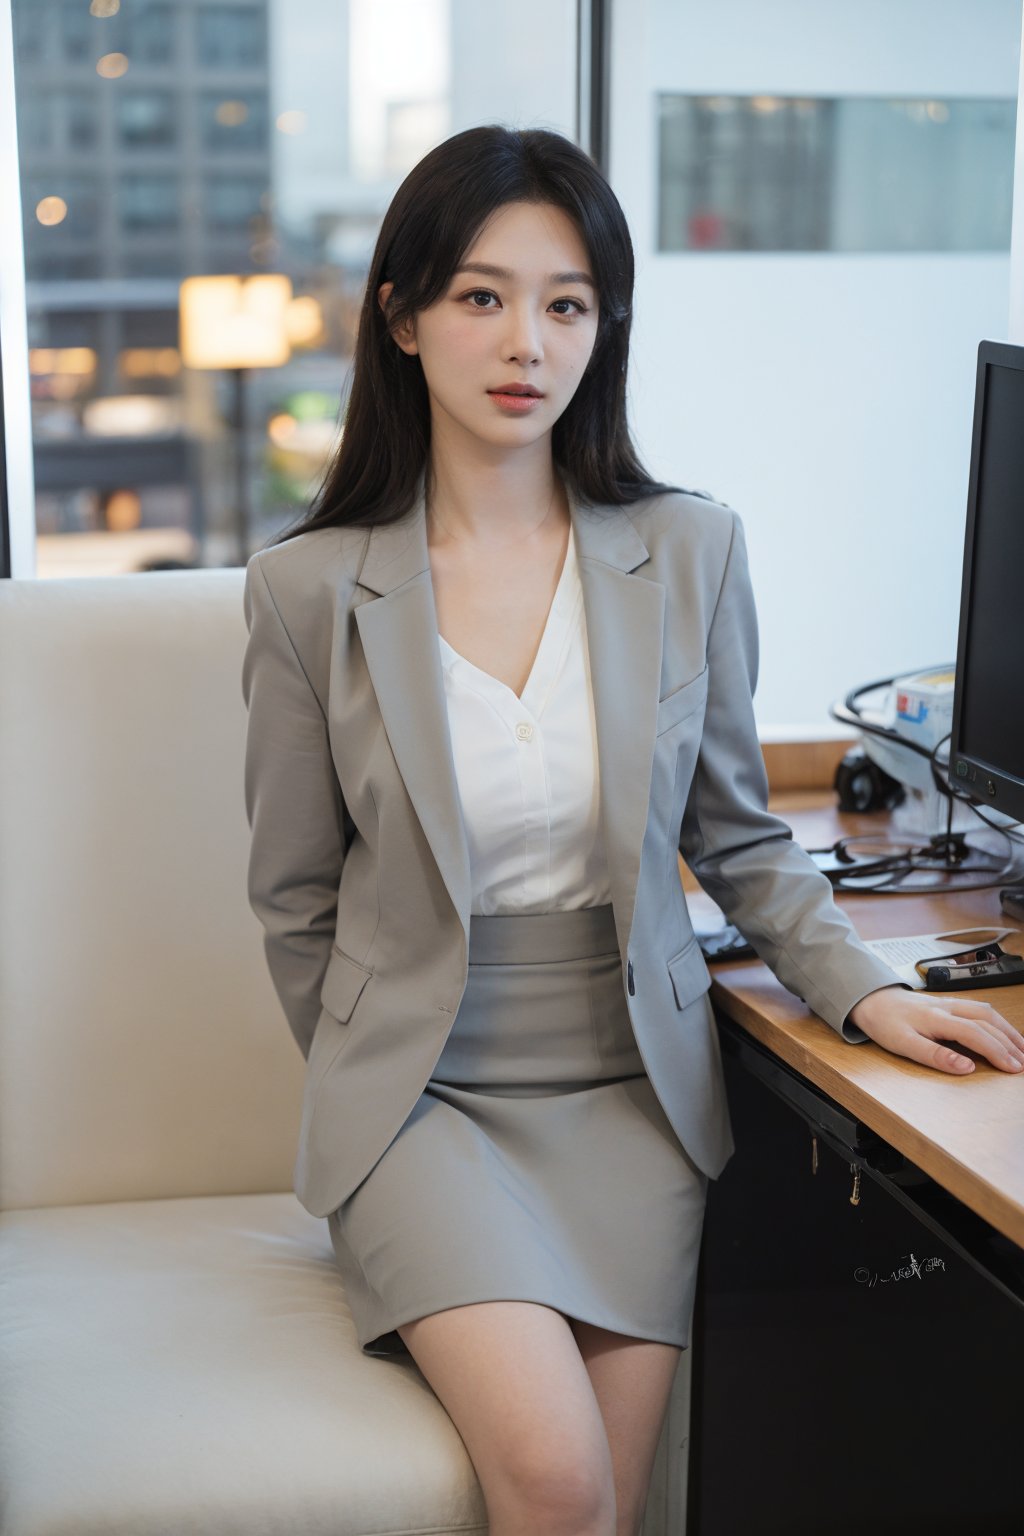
[0, 569, 689, 1534]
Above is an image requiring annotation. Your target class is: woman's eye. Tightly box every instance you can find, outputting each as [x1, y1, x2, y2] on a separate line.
[457, 288, 589, 316]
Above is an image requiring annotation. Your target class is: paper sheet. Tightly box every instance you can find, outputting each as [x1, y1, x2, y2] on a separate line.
[862, 926, 1024, 990]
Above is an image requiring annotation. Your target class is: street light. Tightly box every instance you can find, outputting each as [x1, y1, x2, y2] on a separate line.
[179, 274, 293, 563]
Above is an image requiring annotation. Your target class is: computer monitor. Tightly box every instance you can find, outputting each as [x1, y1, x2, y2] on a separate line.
[949, 338, 1024, 823]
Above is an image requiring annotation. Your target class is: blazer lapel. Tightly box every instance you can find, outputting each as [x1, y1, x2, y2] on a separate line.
[573, 494, 665, 958]
[354, 476, 473, 934]
[353, 474, 665, 957]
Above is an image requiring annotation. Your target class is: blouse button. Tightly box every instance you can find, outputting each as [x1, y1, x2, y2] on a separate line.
[515, 721, 534, 742]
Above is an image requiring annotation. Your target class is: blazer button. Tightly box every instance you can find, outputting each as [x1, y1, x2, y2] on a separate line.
[627, 959, 635, 996]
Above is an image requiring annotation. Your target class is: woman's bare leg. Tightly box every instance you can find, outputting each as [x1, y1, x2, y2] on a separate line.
[397, 1300, 617, 1535]
[569, 1319, 683, 1536]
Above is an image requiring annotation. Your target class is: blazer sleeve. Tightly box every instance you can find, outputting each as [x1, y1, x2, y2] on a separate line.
[678, 508, 910, 1042]
[241, 552, 349, 1061]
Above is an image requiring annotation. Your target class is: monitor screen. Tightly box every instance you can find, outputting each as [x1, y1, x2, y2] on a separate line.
[950, 341, 1024, 822]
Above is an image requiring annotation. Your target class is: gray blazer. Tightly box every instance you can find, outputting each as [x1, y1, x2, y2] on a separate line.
[241, 478, 906, 1219]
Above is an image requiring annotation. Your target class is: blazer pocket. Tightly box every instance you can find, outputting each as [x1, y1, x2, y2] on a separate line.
[320, 944, 374, 1023]
[666, 934, 713, 1011]
[656, 665, 709, 737]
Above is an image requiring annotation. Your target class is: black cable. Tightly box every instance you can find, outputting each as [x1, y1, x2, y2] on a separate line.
[925, 731, 1023, 844]
[824, 672, 1024, 891]
[834, 667, 957, 764]
[830, 673, 1024, 842]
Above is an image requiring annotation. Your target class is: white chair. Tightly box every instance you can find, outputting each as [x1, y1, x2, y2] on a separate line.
[0, 568, 692, 1535]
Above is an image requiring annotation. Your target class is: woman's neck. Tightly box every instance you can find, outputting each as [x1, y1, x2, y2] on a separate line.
[424, 445, 568, 551]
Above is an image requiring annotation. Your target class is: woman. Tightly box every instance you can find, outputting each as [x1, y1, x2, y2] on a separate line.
[241, 125, 1024, 1536]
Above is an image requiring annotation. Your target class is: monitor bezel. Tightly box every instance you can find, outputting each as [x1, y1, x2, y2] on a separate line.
[948, 338, 1024, 823]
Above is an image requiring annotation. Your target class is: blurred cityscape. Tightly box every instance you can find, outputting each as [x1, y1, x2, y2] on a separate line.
[8, 0, 1015, 584]
[12, 0, 518, 572]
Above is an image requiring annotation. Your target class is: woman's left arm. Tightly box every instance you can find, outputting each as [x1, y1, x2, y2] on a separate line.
[677, 505, 1024, 1076]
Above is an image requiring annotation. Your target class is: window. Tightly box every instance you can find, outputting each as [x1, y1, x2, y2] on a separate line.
[126, 3, 176, 67]
[199, 91, 268, 154]
[119, 174, 180, 232]
[59, 0, 94, 64]
[18, 96, 54, 154]
[117, 92, 178, 151]
[658, 93, 1015, 253]
[196, 5, 266, 69]
[8, 0, 578, 575]
[66, 91, 101, 152]
[202, 174, 266, 230]
[10, 0, 46, 65]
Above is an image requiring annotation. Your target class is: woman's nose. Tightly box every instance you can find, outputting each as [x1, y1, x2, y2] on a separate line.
[501, 307, 543, 365]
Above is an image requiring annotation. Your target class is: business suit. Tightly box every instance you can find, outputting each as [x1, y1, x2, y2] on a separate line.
[241, 476, 906, 1223]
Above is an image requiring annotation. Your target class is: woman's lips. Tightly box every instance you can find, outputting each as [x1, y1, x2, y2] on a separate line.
[487, 391, 544, 412]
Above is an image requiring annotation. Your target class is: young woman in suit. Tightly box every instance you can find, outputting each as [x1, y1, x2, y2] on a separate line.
[242, 125, 1024, 1536]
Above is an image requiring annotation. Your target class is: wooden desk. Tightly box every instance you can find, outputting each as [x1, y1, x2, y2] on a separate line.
[681, 796, 1024, 1536]
[683, 797, 1024, 1247]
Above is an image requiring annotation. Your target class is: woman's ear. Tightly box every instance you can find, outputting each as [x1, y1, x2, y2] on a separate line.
[377, 281, 418, 355]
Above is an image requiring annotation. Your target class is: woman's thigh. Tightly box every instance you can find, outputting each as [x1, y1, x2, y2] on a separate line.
[397, 1300, 616, 1518]
[569, 1319, 683, 1532]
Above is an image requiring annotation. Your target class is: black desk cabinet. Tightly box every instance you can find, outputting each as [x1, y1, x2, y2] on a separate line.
[686, 1015, 1024, 1536]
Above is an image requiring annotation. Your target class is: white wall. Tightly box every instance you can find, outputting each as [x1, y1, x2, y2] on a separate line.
[448, 0, 576, 137]
[611, 0, 1021, 732]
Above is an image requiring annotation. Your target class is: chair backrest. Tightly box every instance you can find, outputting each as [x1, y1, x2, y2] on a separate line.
[0, 570, 303, 1211]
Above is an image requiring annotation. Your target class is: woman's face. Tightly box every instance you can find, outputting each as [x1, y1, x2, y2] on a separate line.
[378, 200, 600, 454]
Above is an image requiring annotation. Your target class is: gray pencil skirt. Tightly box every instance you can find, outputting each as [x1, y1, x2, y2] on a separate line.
[326, 902, 709, 1358]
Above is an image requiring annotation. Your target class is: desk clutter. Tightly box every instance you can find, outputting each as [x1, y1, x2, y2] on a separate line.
[696, 921, 1024, 995]
[863, 926, 1024, 992]
[803, 829, 1021, 894]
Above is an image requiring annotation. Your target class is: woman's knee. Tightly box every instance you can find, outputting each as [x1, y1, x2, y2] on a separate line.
[494, 1441, 615, 1530]
[396, 1300, 616, 1527]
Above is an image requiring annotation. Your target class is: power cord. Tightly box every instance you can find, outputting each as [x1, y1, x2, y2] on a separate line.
[827, 673, 1024, 895]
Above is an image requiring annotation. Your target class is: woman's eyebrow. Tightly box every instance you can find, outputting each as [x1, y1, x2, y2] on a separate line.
[453, 261, 595, 289]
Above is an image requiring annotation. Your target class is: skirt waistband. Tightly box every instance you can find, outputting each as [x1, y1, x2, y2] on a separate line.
[467, 902, 619, 964]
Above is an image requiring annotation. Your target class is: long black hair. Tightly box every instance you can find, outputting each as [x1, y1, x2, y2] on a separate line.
[267, 123, 677, 546]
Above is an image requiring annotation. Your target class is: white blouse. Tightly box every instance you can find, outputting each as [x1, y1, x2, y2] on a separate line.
[437, 522, 613, 916]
